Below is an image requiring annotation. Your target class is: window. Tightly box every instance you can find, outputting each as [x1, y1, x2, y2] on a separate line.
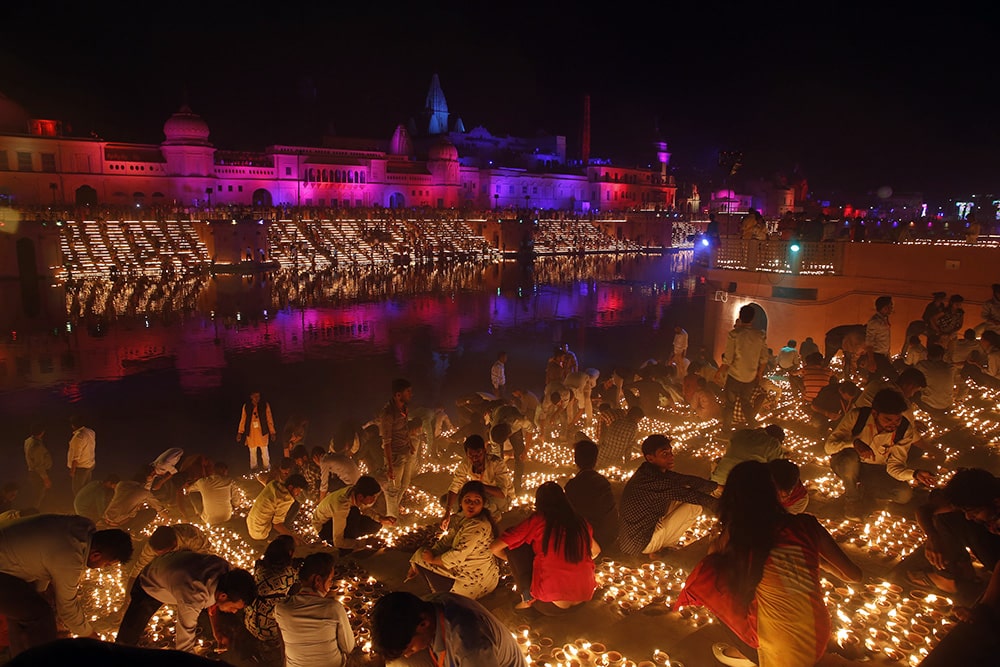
[227, 185, 233, 192]
[40, 153, 56, 172]
[217, 185, 223, 192]
[495, 185, 501, 194]
[0, 150, 7, 170]
[285, 167, 292, 176]
[238, 186, 243, 192]
[533, 186, 538, 194]
[17, 152, 32, 171]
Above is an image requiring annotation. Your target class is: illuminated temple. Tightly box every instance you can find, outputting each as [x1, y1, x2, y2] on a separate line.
[0, 76, 678, 211]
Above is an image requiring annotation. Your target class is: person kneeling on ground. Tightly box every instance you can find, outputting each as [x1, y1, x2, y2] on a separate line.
[441, 435, 514, 527]
[407, 480, 499, 599]
[491, 481, 599, 615]
[312, 475, 395, 554]
[117, 551, 257, 653]
[919, 468, 1000, 666]
[824, 388, 934, 520]
[275, 552, 357, 667]
[676, 460, 862, 667]
[370, 591, 527, 666]
[911, 468, 1000, 604]
[711, 425, 786, 486]
[618, 435, 718, 557]
[564, 439, 620, 554]
[0, 515, 132, 657]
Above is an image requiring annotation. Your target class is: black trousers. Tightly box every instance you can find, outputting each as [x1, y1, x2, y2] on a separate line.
[318, 505, 381, 546]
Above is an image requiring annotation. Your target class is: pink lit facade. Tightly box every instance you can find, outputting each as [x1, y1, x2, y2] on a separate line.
[0, 79, 677, 212]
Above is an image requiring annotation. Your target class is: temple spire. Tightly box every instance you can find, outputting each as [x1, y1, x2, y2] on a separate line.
[424, 73, 450, 135]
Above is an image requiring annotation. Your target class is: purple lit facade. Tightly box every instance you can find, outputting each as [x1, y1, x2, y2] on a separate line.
[0, 77, 677, 212]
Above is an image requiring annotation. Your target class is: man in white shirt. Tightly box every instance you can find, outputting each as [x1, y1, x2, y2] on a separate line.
[865, 295, 898, 382]
[825, 388, 935, 520]
[442, 435, 514, 523]
[490, 351, 507, 398]
[246, 474, 307, 543]
[672, 326, 689, 364]
[126, 524, 212, 591]
[101, 472, 166, 533]
[67, 415, 96, 495]
[318, 440, 362, 500]
[23, 423, 51, 509]
[186, 461, 240, 525]
[147, 447, 184, 491]
[0, 514, 132, 656]
[312, 476, 394, 552]
[116, 550, 256, 653]
[720, 305, 768, 432]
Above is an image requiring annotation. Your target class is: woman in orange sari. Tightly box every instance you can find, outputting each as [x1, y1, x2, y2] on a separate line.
[678, 460, 861, 667]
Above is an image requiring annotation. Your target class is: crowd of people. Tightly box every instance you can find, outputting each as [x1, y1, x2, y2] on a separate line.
[4, 276, 1000, 666]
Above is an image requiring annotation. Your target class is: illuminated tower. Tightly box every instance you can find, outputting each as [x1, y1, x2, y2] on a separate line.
[655, 141, 670, 181]
[424, 73, 450, 135]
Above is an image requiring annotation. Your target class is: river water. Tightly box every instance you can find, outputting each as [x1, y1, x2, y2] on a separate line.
[1, 253, 703, 483]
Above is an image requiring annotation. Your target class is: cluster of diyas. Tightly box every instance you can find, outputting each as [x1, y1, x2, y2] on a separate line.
[327, 564, 391, 655]
[822, 511, 925, 561]
[825, 579, 955, 665]
[512, 629, 681, 667]
[82, 563, 127, 640]
[594, 560, 691, 616]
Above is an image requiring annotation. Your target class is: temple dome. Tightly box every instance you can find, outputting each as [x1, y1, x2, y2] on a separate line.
[427, 137, 458, 161]
[162, 105, 211, 145]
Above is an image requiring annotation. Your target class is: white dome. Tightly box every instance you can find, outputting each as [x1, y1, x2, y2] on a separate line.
[162, 105, 211, 145]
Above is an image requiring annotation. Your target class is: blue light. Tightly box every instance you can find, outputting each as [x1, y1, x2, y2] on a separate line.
[701, 238, 710, 247]
[790, 243, 801, 252]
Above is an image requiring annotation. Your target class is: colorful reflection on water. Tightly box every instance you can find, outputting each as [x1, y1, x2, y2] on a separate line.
[0, 253, 700, 474]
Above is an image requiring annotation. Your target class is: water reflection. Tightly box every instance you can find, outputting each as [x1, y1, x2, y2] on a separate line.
[0, 253, 698, 395]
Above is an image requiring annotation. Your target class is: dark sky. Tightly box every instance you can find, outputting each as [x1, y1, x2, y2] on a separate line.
[3, 1, 997, 201]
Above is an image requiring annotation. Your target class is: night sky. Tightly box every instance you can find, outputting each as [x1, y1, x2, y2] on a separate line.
[3, 2, 996, 201]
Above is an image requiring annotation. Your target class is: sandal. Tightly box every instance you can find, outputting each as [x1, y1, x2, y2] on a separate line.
[712, 643, 756, 667]
[906, 569, 957, 594]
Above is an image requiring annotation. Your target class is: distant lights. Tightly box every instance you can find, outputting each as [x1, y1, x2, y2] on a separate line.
[790, 243, 801, 252]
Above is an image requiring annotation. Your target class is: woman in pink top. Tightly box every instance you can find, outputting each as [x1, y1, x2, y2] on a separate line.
[491, 481, 599, 615]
